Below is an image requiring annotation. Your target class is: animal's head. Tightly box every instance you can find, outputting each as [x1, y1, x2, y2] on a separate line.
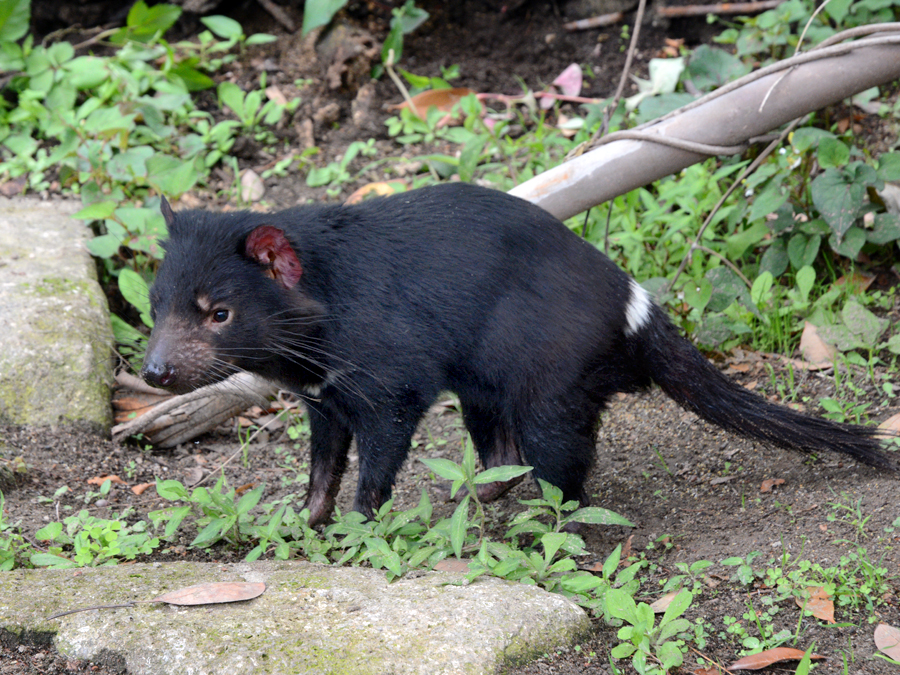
[140, 198, 324, 394]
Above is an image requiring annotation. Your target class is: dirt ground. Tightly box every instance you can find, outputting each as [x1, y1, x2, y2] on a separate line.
[3, 1, 900, 674]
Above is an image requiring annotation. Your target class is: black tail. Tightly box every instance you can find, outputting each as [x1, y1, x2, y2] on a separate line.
[634, 306, 896, 470]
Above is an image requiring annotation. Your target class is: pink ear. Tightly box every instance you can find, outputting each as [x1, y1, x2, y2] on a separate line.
[245, 225, 303, 289]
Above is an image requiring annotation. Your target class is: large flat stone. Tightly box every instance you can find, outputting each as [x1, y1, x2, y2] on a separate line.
[0, 197, 113, 430]
[1, 560, 591, 674]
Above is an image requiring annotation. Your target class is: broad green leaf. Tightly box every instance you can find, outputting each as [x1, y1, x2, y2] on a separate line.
[200, 15, 243, 40]
[725, 220, 768, 259]
[842, 300, 887, 346]
[795, 265, 815, 302]
[661, 589, 693, 625]
[0, 0, 29, 42]
[473, 465, 532, 485]
[110, 314, 146, 350]
[750, 271, 774, 307]
[748, 183, 787, 223]
[787, 232, 820, 270]
[302, 0, 348, 35]
[567, 506, 634, 527]
[810, 168, 864, 239]
[74, 201, 117, 221]
[817, 137, 850, 168]
[828, 226, 866, 260]
[85, 234, 122, 259]
[867, 213, 900, 244]
[684, 278, 712, 312]
[419, 457, 465, 482]
[876, 152, 900, 181]
[759, 238, 789, 277]
[706, 266, 747, 313]
[606, 587, 639, 624]
[146, 155, 199, 197]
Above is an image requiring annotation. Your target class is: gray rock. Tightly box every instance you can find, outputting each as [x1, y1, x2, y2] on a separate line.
[1, 560, 591, 674]
[0, 197, 113, 431]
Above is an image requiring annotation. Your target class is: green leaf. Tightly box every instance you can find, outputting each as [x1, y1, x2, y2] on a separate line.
[0, 0, 30, 42]
[200, 15, 243, 40]
[302, 0, 349, 35]
[828, 226, 865, 260]
[876, 152, 900, 182]
[395, 1, 429, 34]
[748, 183, 787, 223]
[85, 234, 122, 259]
[155, 479, 189, 501]
[110, 314, 146, 350]
[118, 268, 152, 326]
[795, 266, 815, 303]
[146, 155, 199, 197]
[759, 237, 789, 277]
[684, 278, 712, 313]
[540, 532, 568, 562]
[381, 20, 404, 65]
[473, 465, 532, 485]
[867, 213, 900, 244]
[842, 300, 888, 346]
[449, 496, 470, 559]
[706, 266, 746, 313]
[817, 137, 850, 168]
[787, 232, 820, 270]
[74, 201, 117, 221]
[567, 506, 634, 527]
[660, 589, 692, 625]
[419, 457, 465, 482]
[750, 271, 774, 307]
[811, 168, 864, 239]
[606, 587, 638, 624]
[725, 221, 768, 259]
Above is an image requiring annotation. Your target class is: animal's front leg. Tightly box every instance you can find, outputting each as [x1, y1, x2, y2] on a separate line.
[303, 399, 352, 526]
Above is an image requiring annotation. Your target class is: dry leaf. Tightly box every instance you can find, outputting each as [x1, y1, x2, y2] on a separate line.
[389, 87, 476, 116]
[879, 413, 900, 433]
[131, 482, 155, 496]
[152, 582, 266, 606]
[88, 475, 125, 486]
[798, 321, 836, 369]
[240, 169, 265, 202]
[650, 591, 679, 614]
[433, 559, 470, 573]
[345, 180, 407, 205]
[264, 85, 287, 106]
[759, 478, 784, 493]
[621, 533, 635, 559]
[796, 586, 834, 623]
[727, 646, 825, 670]
[874, 623, 900, 661]
[833, 272, 874, 292]
[691, 669, 720, 675]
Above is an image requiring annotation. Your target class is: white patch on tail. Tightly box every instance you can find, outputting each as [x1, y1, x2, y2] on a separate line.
[624, 279, 652, 336]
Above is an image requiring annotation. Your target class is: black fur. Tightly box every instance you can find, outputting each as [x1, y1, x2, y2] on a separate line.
[142, 183, 894, 525]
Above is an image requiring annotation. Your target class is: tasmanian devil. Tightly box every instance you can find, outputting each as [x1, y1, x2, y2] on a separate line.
[141, 182, 894, 526]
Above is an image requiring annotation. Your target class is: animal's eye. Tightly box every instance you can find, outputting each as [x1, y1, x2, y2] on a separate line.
[212, 309, 230, 323]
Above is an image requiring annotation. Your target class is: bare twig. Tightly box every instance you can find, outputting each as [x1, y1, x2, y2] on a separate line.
[665, 116, 806, 293]
[655, 0, 781, 18]
[563, 12, 624, 31]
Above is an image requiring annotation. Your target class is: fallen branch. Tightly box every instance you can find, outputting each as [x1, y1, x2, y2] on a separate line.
[510, 25, 900, 220]
[655, 0, 782, 18]
[112, 372, 277, 448]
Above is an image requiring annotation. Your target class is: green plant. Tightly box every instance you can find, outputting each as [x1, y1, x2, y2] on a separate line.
[150, 474, 264, 548]
[0, 492, 32, 571]
[608, 587, 694, 674]
[32, 509, 160, 568]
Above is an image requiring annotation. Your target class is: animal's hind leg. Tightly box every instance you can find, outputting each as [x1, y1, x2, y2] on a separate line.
[461, 404, 527, 503]
[516, 400, 598, 508]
